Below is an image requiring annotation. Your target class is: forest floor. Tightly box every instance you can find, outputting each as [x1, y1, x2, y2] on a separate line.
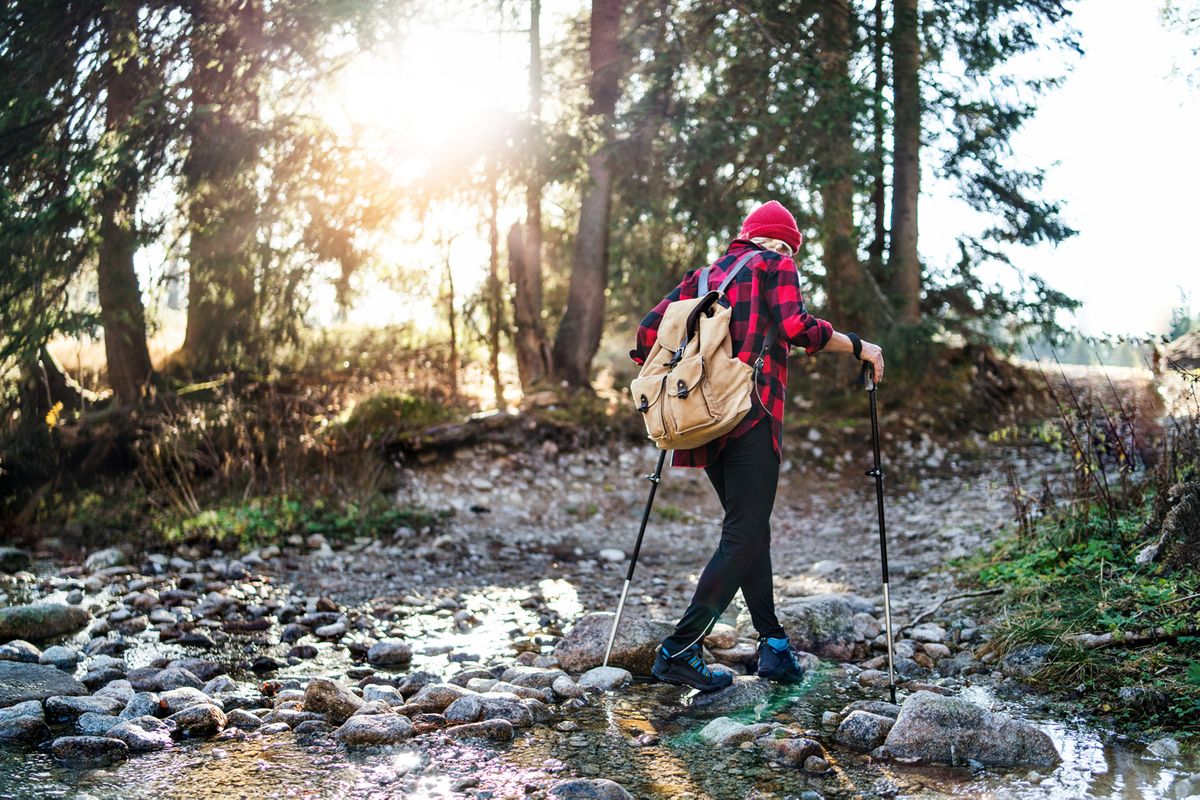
[1, 359, 1197, 799]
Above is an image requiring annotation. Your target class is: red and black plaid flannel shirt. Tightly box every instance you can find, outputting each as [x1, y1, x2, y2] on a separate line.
[629, 239, 833, 469]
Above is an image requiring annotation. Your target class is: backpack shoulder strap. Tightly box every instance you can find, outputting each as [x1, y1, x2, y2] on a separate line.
[699, 249, 758, 296]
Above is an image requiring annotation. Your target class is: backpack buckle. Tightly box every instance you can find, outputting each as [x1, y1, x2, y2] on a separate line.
[637, 395, 649, 413]
[676, 379, 689, 398]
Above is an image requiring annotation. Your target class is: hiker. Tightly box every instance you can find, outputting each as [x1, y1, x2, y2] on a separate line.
[629, 200, 885, 692]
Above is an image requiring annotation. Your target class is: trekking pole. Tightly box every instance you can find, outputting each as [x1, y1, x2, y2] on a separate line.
[603, 448, 669, 667]
[862, 362, 897, 704]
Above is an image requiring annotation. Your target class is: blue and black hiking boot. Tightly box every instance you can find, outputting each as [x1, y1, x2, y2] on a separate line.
[651, 643, 733, 692]
[756, 636, 807, 683]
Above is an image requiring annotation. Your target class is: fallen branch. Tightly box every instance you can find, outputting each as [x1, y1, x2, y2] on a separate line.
[909, 588, 1004, 627]
[1063, 625, 1200, 650]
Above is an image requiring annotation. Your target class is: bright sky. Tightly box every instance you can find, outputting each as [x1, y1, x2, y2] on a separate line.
[922, 0, 1200, 337]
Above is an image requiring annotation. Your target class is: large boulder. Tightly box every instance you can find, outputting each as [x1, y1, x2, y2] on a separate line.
[553, 612, 672, 674]
[0, 546, 31, 573]
[334, 713, 413, 746]
[51, 735, 128, 765]
[0, 716, 50, 744]
[686, 676, 773, 717]
[0, 661, 87, 707]
[882, 691, 1060, 767]
[303, 678, 364, 724]
[0, 604, 90, 643]
[741, 594, 862, 660]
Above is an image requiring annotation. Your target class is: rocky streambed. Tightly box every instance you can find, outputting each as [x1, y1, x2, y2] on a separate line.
[0, 433, 1197, 798]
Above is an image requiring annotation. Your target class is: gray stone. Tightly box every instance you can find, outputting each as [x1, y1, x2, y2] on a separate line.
[444, 694, 483, 724]
[334, 713, 413, 746]
[552, 675, 586, 700]
[549, 778, 634, 799]
[0, 716, 50, 744]
[0, 700, 43, 722]
[499, 665, 566, 689]
[705, 623, 739, 650]
[445, 718, 514, 741]
[1000, 644, 1054, 679]
[51, 735, 128, 764]
[45, 694, 124, 722]
[882, 691, 1060, 767]
[366, 639, 413, 667]
[839, 700, 900, 720]
[362, 684, 404, 706]
[76, 712, 122, 735]
[553, 612, 673, 674]
[224, 709, 263, 731]
[303, 678, 364, 724]
[697, 717, 775, 746]
[0, 546, 31, 573]
[0, 604, 90, 643]
[84, 547, 126, 571]
[104, 716, 174, 751]
[168, 703, 227, 738]
[686, 676, 773, 717]
[908, 623, 947, 643]
[120, 692, 161, 719]
[152, 667, 204, 691]
[747, 594, 861, 660]
[408, 682, 474, 712]
[158, 687, 212, 715]
[0, 640, 42, 663]
[577, 666, 632, 691]
[835, 710, 895, 751]
[38, 645, 81, 671]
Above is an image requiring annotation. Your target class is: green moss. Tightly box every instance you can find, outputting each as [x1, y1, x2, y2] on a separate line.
[341, 391, 458, 438]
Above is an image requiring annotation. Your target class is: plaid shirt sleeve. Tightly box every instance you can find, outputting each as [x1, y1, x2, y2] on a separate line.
[767, 258, 833, 355]
[629, 275, 690, 366]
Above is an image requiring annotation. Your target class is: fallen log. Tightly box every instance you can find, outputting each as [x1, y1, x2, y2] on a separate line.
[1063, 625, 1200, 650]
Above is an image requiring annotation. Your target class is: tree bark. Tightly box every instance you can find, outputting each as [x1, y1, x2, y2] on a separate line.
[97, 0, 153, 405]
[178, 0, 263, 377]
[552, 0, 621, 388]
[442, 238, 459, 402]
[866, 0, 887, 281]
[507, 0, 552, 391]
[487, 160, 504, 409]
[889, 0, 922, 324]
[814, 0, 877, 336]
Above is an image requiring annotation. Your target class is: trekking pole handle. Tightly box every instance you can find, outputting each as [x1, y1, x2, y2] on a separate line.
[857, 360, 875, 392]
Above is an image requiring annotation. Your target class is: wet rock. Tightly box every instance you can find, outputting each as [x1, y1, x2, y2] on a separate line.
[0, 710, 50, 744]
[710, 642, 759, 667]
[45, 694, 125, 722]
[84, 547, 127, 571]
[51, 735, 128, 765]
[120, 692, 160, 719]
[76, 712, 122, 735]
[0, 640, 42, 663]
[0, 546, 31, 573]
[158, 687, 214, 716]
[500, 665, 566, 689]
[367, 639, 413, 667]
[315, 622, 346, 638]
[153, 666, 204, 691]
[351, 700, 392, 716]
[38, 645, 81, 672]
[852, 613, 882, 641]
[760, 736, 822, 767]
[803, 755, 829, 773]
[281, 623, 310, 644]
[104, 716, 173, 751]
[698, 717, 775, 746]
[293, 720, 333, 737]
[300, 676, 360, 724]
[839, 700, 900, 720]
[687, 677, 772, 717]
[407, 682, 474, 712]
[549, 778, 634, 799]
[444, 694, 483, 723]
[334, 713, 413, 746]
[0, 700, 42, 722]
[553, 612, 672, 674]
[169, 703, 227, 738]
[466, 678, 498, 693]
[552, 675, 586, 700]
[835, 710, 895, 751]
[224, 709, 263, 731]
[397, 671, 441, 697]
[81, 666, 127, 690]
[577, 666, 632, 692]
[445, 718, 514, 741]
[202, 675, 238, 696]
[882, 690, 1060, 767]
[1000, 644, 1053, 679]
[410, 713, 447, 734]
[0, 603, 91, 642]
[753, 594, 861, 660]
[1146, 736, 1180, 761]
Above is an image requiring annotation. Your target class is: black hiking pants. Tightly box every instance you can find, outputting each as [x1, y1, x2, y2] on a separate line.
[660, 417, 787, 656]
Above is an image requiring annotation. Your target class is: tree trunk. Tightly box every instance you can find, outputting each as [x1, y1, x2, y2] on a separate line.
[178, 0, 263, 377]
[866, 0, 887, 281]
[442, 239, 459, 402]
[97, 0, 153, 405]
[814, 0, 874, 336]
[487, 160, 504, 410]
[507, 0, 552, 391]
[889, 0, 922, 324]
[552, 0, 621, 388]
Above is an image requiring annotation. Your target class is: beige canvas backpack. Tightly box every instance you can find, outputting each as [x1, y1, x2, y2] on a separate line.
[630, 250, 776, 450]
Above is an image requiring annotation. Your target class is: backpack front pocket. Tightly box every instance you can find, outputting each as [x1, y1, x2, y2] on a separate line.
[630, 373, 668, 442]
[664, 354, 715, 437]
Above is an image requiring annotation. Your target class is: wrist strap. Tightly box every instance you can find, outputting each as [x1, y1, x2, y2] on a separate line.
[847, 332, 863, 360]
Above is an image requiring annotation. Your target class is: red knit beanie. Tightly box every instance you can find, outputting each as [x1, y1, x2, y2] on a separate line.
[739, 200, 802, 251]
